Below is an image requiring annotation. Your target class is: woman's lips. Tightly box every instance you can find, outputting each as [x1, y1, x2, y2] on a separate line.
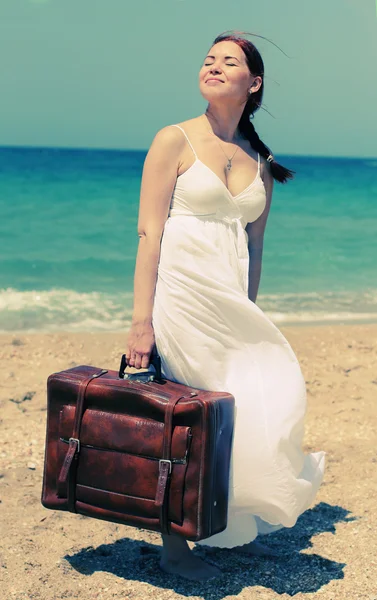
[206, 78, 223, 83]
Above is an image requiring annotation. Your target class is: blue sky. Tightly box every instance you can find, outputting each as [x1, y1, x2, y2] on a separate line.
[0, 0, 376, 157]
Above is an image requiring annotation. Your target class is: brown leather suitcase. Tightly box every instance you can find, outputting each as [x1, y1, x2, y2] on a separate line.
[41, 351, 235, 541]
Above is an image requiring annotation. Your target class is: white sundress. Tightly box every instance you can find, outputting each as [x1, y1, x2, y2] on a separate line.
[151, 124, 326, 548]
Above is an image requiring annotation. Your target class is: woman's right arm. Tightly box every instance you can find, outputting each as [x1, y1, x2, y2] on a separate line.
[125, 126, 184, 370]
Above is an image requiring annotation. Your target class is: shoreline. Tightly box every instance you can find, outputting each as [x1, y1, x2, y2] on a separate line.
[3, 315, 377, 337]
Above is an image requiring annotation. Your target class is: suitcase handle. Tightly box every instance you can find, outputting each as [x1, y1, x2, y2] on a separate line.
[118, 347, 163, 382]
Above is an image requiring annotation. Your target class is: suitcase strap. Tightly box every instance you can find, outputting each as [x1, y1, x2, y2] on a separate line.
[155, 393, 189, 534]
[57, 369, 108, 511]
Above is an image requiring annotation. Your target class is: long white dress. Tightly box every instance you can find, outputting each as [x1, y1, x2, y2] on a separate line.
[151, 124, 326, 548]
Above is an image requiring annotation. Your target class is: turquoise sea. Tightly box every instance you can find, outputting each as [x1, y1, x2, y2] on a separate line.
[1, 146, 376, 333]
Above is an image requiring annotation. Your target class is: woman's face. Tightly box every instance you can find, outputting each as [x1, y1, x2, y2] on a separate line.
[198, 41, 259, 104]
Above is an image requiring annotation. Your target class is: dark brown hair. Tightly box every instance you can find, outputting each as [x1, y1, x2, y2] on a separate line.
[211, 31, 295, 184]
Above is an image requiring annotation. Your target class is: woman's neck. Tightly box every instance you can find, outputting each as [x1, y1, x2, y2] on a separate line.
[203, 108, 244, 143]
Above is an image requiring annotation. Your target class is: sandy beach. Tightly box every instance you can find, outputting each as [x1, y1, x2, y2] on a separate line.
[1, 324, 376, 600]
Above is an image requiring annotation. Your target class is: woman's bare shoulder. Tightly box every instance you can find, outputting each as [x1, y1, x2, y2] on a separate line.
[150, 123, 188, 150]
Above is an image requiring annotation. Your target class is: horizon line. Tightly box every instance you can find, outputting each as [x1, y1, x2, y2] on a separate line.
[0, 144, 376, 162]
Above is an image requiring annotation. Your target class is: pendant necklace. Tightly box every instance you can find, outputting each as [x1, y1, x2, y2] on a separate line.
[204, 117, 240, 171]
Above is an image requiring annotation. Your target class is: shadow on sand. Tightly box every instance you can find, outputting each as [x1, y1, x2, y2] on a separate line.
[65, 502, 355, 598]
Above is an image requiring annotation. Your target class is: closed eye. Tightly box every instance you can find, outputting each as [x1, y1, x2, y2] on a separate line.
[204, 63, 236, 66]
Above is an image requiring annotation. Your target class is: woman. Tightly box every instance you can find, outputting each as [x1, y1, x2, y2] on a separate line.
[125, 31, 326, 581]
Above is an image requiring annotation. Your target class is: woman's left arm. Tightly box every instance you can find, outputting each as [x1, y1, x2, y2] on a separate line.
[245, 159, 274, 303]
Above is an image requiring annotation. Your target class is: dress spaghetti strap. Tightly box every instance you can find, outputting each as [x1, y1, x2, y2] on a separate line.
[171, 124, 198, 160]
[172, 124, 260, 179]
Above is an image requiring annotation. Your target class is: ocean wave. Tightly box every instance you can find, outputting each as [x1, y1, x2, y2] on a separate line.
[0, 287, 134, 333]
[1, 287, 377, 332]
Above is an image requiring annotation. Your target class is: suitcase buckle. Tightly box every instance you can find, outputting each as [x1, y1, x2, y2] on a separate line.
[69, 437, 81, 454]
[159, 459, 172, 474]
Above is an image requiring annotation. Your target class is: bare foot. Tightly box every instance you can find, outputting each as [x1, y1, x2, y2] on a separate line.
[234, 540, 282, 557]
[160, 534, 220, 581]
[160, 554, 220, 581]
